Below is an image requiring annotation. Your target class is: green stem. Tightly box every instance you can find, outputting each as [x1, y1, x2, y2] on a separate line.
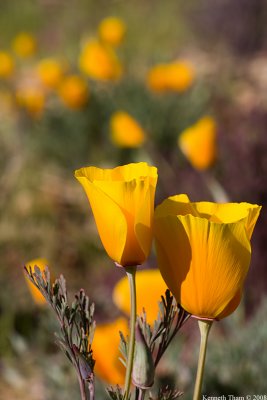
[193, 319, 213, 400]
[124, 266, 137, 399]
[202, 172, 229, 203]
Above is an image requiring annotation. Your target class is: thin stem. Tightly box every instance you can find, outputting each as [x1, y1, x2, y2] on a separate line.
[124, 266, 137, 399]
[202, 172, 229, 203]
[78, 374, 87, 400]
[138, 388, 146, 400]
[88, 375, 95, 400]
[193, 319, 213, 400]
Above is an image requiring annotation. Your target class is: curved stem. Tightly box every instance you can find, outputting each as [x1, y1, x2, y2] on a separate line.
[193, 319, 213, 400]
[124, 266, 137, 399]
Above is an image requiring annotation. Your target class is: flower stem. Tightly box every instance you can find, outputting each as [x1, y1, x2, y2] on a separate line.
[193, 319, 213, 400]
[137, 388, 146, 400]
[124, 266, 137, 399]
[202, 172, 229, 203]
[88, 374, 95, 400]
[78, 374, 87, 400]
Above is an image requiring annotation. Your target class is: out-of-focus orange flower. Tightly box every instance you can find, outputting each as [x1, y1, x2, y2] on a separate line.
[147, 61, 195, 93]
[93, 317, 128, 384]
[75, 163, 157, 267]
[0, 51, 14, 78]
[79, 38, 122, 81]
[98, 17, 126, 47]
[0, 90, 14, 116]
[110, 111, 146, 148]
[58, 75, 89, 109]
[113, 269, 168, 325]
[24, 258, 49, 306]
[166, 62, 195, 91]
[16, 84, 45, 118]
[146, 65, 167, 92]
[12, 32, 37, 58]
[154, 194, 261, 320]
[37, 58, 65, 89]
[178, 116, 217, 171]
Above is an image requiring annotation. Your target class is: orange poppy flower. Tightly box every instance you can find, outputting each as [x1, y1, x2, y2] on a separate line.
[75, 163, 157, 267]
[93, 317, 128, 384]
[154, 194, 261, 319]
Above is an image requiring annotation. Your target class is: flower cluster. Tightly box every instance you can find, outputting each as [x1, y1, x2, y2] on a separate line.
[24, 157, 261, 400]
[73, 161, 260, 398]
[0, 17, 126, 117]
[0, 31, 89, 116]
[0, 18, 205, 159]
[75, 162, 260, 318]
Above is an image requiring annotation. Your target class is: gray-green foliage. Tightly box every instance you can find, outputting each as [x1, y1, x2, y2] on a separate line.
[183, 299, 267, 397]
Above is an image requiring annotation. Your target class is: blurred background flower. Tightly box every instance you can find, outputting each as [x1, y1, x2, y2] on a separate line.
[58, 74, 89, 109]
[36, 58, 65, 90]
[0, 51, 14, 78]
[79, 38, 122, 81]
[110, 111, 146, 148]
[147, 61, 195, 93]
[12, 32, 36, 58]
[16, 83, 45, 117]
[113, 268, 168, 325]
[24, 258, 50, 306]
[98, 16, 126, 47]
[93, 317, 128, 385]
[178, 116, 217, 171]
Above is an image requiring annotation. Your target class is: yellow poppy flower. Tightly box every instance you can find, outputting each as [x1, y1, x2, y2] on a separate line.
[93, 317, 128, 384]
[147, 61, 195, 93]
[75, 162, 158, 267]
[178, 116, 217, 170]
[0, 51, 14, 78]
[79, 38, 122, 81]
[98, 17, 126, 47]
[16, 85, 45, 118]
[146, 64, 168, 92]
[12, 32, 36, 57]
[110, 111, 146, 148]
[37, 58, 65, 89]
[154, 194, 261, 319]
[58, 75, 89, 109]
[24, 258, 49, 306]
[113, 269, 168, 325]
[166, 61, 195, 91]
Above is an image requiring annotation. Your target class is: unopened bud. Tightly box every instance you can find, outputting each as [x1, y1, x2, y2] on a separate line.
[132, 322, 155, 389]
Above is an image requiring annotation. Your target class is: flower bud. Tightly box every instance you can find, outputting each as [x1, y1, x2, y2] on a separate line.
[132, 323, 155, 389]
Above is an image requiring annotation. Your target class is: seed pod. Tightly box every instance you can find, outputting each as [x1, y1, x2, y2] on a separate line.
[132, 323, 155, 389]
